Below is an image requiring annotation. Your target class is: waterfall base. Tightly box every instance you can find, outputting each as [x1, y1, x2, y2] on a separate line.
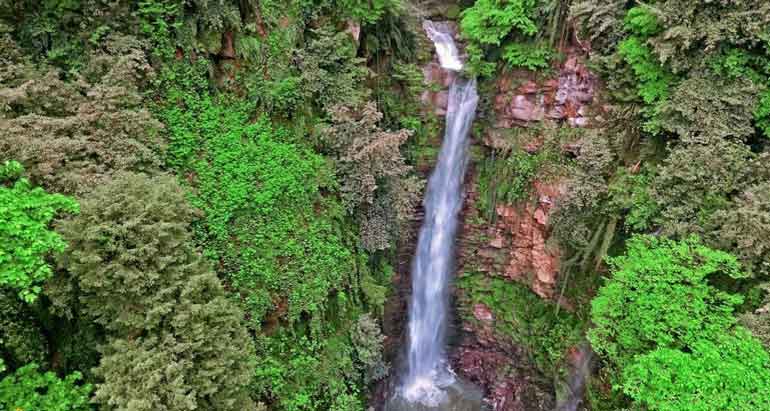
[383, 378, 486, 411]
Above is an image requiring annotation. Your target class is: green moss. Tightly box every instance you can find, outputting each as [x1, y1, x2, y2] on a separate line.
[457, 273, 584, 374]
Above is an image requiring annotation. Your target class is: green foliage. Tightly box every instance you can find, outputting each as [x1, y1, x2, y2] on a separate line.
[322, 103, 422, 251]
[708, 181, 770, 277]
[253, 334, 364, 411]
[623, 6, 660, 38]
[460, 0, 538, 46]
[0, 289, 48, 369]
[659, 73, 761, 140]
[589, 235, 746, 366]
[756, 90, 770, 138]
[0, 35, 163, 195]
[651, 135, 758, 237]
[0, 161, 78, 302]
[161, 75, 355, 325]
[0, 363, 92, 411]
[616, 36, 674, 133]
[622, 329, 770, 411]
[336, 0, 402, 24]
[55, 172, 256, 410]
[477, 148, 547, 219]
[295, 26, 369, 110]
[569, 0, 627, 54]
[458, 273, 583, 373]
[608, 167, 659, 232]
[501, 42, 554, 71]
[460, 0, 543, 76]
[350, 313, 388, 383]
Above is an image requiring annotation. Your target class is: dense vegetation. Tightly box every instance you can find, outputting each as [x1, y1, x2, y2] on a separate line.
[2, 1, 770, 411]
[0, 1, 418, 409]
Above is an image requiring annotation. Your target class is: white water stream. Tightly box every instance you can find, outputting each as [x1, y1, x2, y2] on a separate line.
[400, 21, 479, 408]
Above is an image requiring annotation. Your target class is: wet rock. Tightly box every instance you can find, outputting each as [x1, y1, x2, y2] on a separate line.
[493, 181, 565, 300]
[491, 51, 597, 130]
[453, 345, 554, 411]
[509, 95, 544, 122]
[473, 303, 494, 323]
[517, 81, 539, 95]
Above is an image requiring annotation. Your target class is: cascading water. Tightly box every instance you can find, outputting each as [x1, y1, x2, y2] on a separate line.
[398, 21, 479, 408]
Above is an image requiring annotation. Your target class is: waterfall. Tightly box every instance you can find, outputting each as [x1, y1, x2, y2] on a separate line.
[401, 21, 479, 407]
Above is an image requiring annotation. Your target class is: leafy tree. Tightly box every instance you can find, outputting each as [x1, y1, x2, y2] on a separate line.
[0, 288, 48, 369]
[0, 160, 78, 302]
[0, 35, 162, 195]
[253, 334, 365, 411]
[616, 36, 675, 133]
[336, 0, 402, 24]
[0, 363, 92, 411]
[54, 172, 256, 411]
[501, 42, 553, 70]
[651, 135, 760, 237]
[350, 313, 388, 383]
[708, 181, 770, 278]
[589, 235, 746, 366]
[295, 26, 369, 111]
[622, 329, 770, 411]
[322, 102, 422, 251]
[658, 73, 761, 140]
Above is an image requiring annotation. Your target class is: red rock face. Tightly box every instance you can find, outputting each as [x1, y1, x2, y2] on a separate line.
[494, 180, 566, 300]
[494, 51, 596, 129]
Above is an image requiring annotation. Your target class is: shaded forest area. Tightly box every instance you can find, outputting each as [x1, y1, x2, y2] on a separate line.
[1, 1, 770, 411]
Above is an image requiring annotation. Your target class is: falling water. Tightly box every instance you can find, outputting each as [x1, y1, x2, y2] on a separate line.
[400, 21, 479, 407]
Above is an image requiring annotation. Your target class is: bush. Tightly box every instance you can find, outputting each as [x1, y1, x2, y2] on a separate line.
[622, 329, 770, 411]
[0, 161, 78, 302]
[55, 172, 256, 411]
[501, 42, 554, 71]
[0, 363, 92, 411]
[589, 235, 745, 366]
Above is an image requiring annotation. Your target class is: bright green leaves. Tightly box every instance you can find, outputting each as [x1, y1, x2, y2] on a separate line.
[460, 0, 538, 46]
[623, 6, 660, 38]
[501, 42, 554, 70]
[589, 235, 745, 366]
[253, 334, 365, 411]
[616, 37, 671, 105]
[0, 161, 78, 303]
[460, 0, 547, 75]
[617, 36, 675, 133]
[160, 68, 354, 326]
[588, 235, 770, 411]
[622, 329, 770, 411]
[0, 363, 92, 411]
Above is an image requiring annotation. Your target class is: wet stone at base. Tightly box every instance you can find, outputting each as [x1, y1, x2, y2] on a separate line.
[384, 378, 487, 411]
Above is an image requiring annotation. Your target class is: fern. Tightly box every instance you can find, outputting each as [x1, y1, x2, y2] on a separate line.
[623, 6, 660, 38]
[460, 0, 538, 46]
[502, 42, 554, 71]
[617, 36, 675, 133]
